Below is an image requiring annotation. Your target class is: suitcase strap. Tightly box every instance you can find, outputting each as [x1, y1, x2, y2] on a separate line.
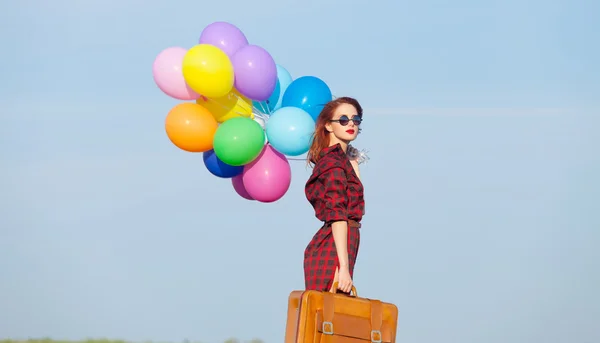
[321, 293, 384, 343]
[370, 300, 384, 343]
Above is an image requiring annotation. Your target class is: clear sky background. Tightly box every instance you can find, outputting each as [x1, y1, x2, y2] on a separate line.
[1, 1, 599, 343]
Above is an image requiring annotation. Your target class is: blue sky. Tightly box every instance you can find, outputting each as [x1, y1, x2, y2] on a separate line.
[1, 1, 599, 343]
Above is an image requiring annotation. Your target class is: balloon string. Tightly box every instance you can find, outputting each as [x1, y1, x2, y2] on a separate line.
[201, 96, 253, 118]
[257, 101, 266, 114]
[252, 101, 270, 117]
[253, 111, 269, 120]
[258, 100, 271, 115]
[224, 92, 270, 119]
[199, 94, 273, 123]
[227, 92, 262, 114]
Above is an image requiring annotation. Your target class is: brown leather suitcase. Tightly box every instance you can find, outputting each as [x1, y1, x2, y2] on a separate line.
[285, 282, 398, 343]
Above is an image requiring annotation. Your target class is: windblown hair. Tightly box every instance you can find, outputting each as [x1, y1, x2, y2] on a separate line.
[306, 96, 363, 167]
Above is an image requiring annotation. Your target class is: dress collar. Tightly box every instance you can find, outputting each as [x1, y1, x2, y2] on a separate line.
[320, 143, 346, 160]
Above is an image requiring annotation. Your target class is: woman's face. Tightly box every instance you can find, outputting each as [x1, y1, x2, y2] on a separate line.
[325, 103, 362, 142]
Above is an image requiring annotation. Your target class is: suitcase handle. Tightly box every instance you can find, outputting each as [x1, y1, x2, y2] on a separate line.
[330, 281, 358, 297]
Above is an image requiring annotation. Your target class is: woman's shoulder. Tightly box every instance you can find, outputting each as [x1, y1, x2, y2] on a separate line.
[322, 143, 348, 162]
[312, 144, 348, 175]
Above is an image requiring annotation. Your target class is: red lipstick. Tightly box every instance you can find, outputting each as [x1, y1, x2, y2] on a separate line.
[346, 129, 355, 134]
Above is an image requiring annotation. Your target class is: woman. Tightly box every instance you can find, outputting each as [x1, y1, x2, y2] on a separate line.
[304, 96, 365, 294]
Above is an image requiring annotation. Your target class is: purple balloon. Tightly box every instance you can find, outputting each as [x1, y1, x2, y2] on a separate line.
[198, 21, 249, 58]
[232, 45, 277, 101]
[232, 174, 254, 200]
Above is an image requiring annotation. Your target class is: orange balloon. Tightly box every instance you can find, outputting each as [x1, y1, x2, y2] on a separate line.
[165, 102, 218, 152]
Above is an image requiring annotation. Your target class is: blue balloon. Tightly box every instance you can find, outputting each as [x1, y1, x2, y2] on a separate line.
[253, 64, 293, 114]
[281, 76, 332, 120]
[266, 107, 316, 156]
[202, 149, 244, 178]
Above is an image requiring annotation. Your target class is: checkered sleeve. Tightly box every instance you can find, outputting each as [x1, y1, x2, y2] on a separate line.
[321, 166, 349, 222]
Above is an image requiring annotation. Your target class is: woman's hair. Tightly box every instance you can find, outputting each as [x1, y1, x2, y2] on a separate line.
[306, 96, 363, 167]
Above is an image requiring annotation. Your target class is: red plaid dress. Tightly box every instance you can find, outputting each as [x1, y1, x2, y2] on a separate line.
[304, 143, 365, 291]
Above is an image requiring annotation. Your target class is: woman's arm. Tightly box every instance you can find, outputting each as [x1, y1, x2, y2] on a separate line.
[350, 160, 360, 180]
[331, 220, 349, 269]
[319, 165, 352, 290]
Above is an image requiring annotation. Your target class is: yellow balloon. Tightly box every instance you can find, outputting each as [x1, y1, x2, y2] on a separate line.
[182, 44, 234, 98]
[196, 88, 254, 123]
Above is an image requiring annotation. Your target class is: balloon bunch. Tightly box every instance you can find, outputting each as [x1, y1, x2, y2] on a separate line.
[152, 21, 334, 203]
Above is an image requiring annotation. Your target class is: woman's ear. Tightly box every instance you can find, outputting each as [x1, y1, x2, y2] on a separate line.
[325, 122, 333, 133]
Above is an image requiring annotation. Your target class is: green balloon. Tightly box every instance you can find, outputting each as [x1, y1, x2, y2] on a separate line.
[213, 117, 266, 166]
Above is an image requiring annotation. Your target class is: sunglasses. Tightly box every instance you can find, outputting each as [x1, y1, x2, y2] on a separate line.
[330, 115, 362, 126]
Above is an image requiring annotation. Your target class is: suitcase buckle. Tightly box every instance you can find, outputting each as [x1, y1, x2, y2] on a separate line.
[322, 321, 334, 335]
[371, 330, 382, 343]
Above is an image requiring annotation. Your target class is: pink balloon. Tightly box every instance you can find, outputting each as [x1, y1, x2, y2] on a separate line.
[232, 174, 254, 200]
[152, 47, 200, 100]
[242, 144, 291, 203]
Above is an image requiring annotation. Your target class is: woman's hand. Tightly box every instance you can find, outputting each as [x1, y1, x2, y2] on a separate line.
[331, 221, 352, 293]
[337, 266, 353, 293]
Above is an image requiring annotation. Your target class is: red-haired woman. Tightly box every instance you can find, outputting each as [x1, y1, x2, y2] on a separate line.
[304, 96, 365, 294]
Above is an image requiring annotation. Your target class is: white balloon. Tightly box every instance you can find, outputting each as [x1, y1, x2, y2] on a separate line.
[253, 115, 266, 129]
[253, 115, 268, 144]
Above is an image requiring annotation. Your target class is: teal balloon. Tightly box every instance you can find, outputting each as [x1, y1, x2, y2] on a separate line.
[252, 64, 293, 114]
[281, 76, 332, 120]
[266, 107, 315, 156]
